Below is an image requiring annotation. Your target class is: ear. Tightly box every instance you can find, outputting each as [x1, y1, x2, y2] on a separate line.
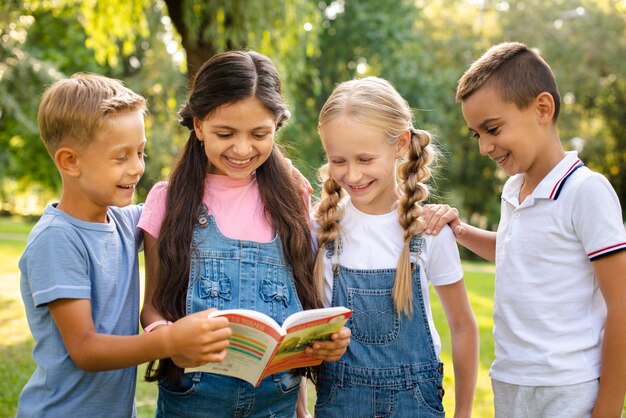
[395, 129, 411, 158]
[535, 92, 555, 124]
[54, 147, 81, 177]
[193, 117, 204, 140]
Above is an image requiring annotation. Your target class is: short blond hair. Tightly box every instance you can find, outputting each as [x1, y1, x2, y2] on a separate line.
[37, 73, 146, 156]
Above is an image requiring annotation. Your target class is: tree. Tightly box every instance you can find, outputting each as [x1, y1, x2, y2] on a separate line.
[492, 0, 626, 212]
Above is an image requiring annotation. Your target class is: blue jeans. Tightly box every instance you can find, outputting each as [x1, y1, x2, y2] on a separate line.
[156, 371, 300, 418]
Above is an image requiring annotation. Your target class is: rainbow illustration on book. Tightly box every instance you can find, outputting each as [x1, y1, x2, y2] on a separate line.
[228, 332, 269, 360]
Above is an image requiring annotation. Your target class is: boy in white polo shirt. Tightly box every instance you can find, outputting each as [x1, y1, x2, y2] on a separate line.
[424, 42, 626, 418]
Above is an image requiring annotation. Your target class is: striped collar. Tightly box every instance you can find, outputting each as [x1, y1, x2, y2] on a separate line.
[503, 151, 585, 202]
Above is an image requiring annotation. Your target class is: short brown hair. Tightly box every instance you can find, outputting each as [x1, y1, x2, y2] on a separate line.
[37, 73, 146, 156]
[456, 42, 561, 121]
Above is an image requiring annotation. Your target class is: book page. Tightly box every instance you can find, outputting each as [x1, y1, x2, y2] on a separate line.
[262, 307, 351, 377]
[282, 306, 351, 329]
[186, 312, 282, 386]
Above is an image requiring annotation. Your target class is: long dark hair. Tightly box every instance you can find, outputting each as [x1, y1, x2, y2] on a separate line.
[145, 51, 321, 383]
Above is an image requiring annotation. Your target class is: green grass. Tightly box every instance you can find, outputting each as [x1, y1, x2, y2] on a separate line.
[1, 218, 624, 417]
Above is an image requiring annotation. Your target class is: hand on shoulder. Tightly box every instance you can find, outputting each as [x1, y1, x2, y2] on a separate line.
[423, 204, 466, 237]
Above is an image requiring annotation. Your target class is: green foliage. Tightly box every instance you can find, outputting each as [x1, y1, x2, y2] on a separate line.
[0, 2, 64, 202]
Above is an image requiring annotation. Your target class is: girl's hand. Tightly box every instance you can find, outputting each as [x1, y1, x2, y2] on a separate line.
[304, 326, 351, 362]
[167, 309, 232, 368]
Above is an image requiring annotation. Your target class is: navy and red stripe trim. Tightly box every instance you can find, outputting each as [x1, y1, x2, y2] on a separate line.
[549, 160, 584, 200]
[589, 242, 626, 261]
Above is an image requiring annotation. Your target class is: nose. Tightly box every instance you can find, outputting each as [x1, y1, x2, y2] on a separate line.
[345, 163, 362, 183]
[478, 137, 495, 156]
[231, 135, 252, 156]
[129, 153, 145, 177]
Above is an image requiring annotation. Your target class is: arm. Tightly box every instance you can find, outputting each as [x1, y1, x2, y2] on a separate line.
[296, 377, 313, 418]
[591, 251, 626, 418]
[140, 232, 232, 368]
[51, 230, 231, 372]
[435, 279, 478, 418]
[140, 232, 167, 328]
[49, 298, 231, 371]
[423, 204, 497, 262]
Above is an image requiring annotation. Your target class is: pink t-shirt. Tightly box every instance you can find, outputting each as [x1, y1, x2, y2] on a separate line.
[139, 173, 275, 242]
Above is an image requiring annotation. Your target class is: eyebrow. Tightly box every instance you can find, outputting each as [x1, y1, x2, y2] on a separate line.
[468, 117, 501, 133]
[211, 124, 274, 130]
[478, 117, 500, 131]
[109, 139, 147, 151]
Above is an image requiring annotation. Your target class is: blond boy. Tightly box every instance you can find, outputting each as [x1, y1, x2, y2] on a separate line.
[18, 73, 231, 417]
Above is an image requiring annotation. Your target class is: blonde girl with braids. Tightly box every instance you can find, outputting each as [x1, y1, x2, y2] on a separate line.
[312, 77, 478, 418]
[137, 50, 350, 418]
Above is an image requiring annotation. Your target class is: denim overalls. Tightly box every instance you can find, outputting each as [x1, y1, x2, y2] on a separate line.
[156, 206, 303, 418]
[315, 236, 445, 418]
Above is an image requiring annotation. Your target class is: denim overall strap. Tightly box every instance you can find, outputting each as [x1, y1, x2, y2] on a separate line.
[328, 234, 438, 370]
[185, 204, 303, 322]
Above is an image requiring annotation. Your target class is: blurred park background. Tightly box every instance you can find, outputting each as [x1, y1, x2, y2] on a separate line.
[2, 0, 626, 227]
[2, 0, 626, 417]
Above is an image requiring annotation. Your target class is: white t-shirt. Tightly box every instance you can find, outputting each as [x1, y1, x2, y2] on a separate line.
[492, 151, 626, 386]
[315, 198, 463, 355]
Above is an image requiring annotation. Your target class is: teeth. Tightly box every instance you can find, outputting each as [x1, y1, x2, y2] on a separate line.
[227, 157, 252, 165]
[352, 184, 368, 190]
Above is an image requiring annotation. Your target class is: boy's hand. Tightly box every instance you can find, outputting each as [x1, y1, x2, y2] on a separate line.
[423, 204, 465, 236]
[304, 326, 351, 362]
[166, 309, 232, 368]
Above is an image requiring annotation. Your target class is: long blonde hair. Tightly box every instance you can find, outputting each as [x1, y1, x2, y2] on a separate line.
[313, 77, 436, 316]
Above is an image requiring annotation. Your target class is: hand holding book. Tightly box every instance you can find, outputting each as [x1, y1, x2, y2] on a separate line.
[186, 306, 352, 386]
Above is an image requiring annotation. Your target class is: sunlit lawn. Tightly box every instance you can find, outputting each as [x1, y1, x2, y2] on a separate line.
[1, 217, 624, 417]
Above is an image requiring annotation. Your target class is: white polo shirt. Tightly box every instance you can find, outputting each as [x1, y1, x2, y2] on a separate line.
[491, 151, 626, 386]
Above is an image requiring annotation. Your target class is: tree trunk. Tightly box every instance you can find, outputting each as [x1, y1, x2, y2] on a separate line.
[162, 0, 218, 81]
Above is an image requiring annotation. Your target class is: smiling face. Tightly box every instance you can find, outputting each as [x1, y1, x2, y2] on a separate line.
[193, 97, 276, 179]
[59, 109, 146, 222]
[462, 85, 546, 178]
[321, 117, 405, 215]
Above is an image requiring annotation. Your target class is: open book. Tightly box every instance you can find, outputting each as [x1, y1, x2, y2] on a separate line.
[186, 306, 351, 386]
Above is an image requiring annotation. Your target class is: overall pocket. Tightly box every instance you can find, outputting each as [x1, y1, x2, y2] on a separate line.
[347, 287, 399, 344]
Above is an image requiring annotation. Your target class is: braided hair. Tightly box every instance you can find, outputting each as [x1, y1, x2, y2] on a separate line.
[314, 77, 437, 316]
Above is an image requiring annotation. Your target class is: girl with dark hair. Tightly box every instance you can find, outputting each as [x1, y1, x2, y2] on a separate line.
[138, 50, 350, 418]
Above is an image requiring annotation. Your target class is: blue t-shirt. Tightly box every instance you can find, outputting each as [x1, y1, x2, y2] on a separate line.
[17, 203, 143, 418]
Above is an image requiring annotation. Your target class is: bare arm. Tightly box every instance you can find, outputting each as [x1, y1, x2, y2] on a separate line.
[50, 230, 232, 372]
[454, 222, 497, 263]
[591, 251, 626, 418]
[49, 299, 231, 371]
[423, 204, 497, 262]
[140, 232, 166, 328]
[435, 279, 479, 418]
[296, 377, 313, 418]
[139, 231, 233, 368]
